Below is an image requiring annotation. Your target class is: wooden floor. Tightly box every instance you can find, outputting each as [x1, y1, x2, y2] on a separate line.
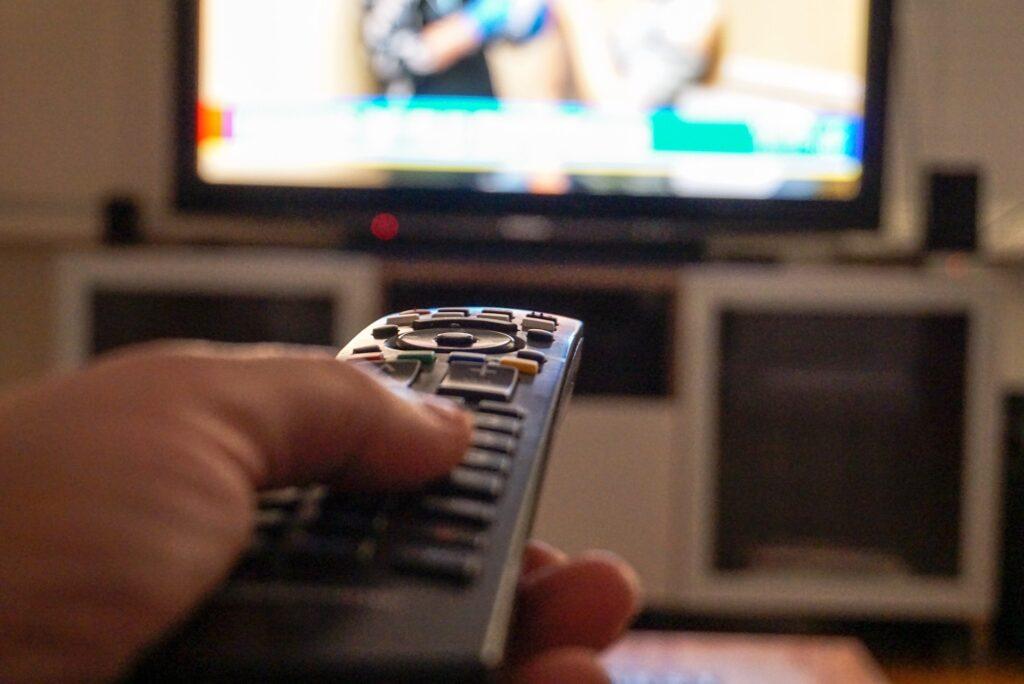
[886, 667, 1024, 683]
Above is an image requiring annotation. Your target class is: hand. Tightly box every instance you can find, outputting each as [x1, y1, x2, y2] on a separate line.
[0, 343, 638, 682]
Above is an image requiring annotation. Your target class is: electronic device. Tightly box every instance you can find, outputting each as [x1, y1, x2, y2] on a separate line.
[175, 0, 893, 245]
[128, 307, 583, 681]
[924, 168, 981, 253]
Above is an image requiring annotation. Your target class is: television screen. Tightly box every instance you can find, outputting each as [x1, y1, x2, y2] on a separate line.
[180, 0, 890, 233]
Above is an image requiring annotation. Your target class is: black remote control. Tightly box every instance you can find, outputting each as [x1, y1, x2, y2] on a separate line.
[129, 307, 583, 682]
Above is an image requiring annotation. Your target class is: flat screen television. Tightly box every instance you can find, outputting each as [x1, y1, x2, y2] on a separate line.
[175, 0, 893, 248]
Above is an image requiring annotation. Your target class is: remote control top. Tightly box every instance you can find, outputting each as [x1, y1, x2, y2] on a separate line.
[129, 307, 583, 682]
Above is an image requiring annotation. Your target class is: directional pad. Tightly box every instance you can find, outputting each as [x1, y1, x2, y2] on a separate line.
[437, 362, 519, 402]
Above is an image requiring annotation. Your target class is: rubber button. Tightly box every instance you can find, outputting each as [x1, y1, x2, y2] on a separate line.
[476, 401, 526, 419]
[522, 316, 556, 332]
[374, 359, 422, 386]
[526, 328, 554, 345]
[500, 357, 539, 376]
[462, 449, 512, 474]
[449, 352, 487, 364]
[419, 496, 496, 526]
[372, 325, 399, 339]
[516, 349, 546, 365]
[386, 314, 419, 326]
[472, 430, 517, 455]
[473, 413, 521, 436]
[349, 352, 384, 362]
[437, 308, 470, 314]
[434, 332, 477, 347]
[391, 545, 482, 583]
[353, 344, 381, 354]
[397, 351, 436, 365]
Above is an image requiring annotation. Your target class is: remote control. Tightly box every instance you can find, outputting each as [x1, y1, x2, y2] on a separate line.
[129, 307, 583, 682]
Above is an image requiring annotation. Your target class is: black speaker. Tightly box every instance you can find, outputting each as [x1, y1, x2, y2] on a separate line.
[103, 195, 143, 245]
[924, 169, 980, 252]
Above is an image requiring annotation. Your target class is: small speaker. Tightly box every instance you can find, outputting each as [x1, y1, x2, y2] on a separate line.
[103, 195, 142, 245]
[924, 169, 980, 253]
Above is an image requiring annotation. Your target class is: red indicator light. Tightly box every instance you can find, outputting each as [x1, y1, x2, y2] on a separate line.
[371, 213, 399, 241]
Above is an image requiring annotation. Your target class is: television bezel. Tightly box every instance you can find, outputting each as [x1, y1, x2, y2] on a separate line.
[173, 0, 893, 241]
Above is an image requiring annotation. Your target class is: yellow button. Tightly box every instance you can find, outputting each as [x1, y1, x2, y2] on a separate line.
[500, 357, 539, 375]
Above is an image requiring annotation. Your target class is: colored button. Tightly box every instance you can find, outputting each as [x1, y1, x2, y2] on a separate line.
[372, 324, 399, 339]
[394, 522, 487, 549]
[500, 357, 539, 375]
[386, 314, 419, 326]
[437, 308, 471, 314]
[435, 332, 476, 347]
[450, 352, 487, 363]
[349, 352, 384, 362]
[522, 316, 556, 332]
[353, 344, 381, 354]
[398, 350, 436, 365]
[526, 328, 554, 345]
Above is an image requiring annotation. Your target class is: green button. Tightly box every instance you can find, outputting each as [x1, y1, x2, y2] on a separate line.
[398, 351, 436, 365]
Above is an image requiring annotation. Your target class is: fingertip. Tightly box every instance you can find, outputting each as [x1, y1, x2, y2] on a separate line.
[506, 648, 611, 684]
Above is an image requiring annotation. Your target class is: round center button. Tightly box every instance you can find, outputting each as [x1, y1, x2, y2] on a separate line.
[434, 332, 476, 347]
[396, 328, 517, 353]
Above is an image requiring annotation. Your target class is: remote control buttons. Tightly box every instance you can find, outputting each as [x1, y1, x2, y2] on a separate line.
[419, 496, 497, 526]
[349, 352, 384, 362]
[437, 362, 519, 402]
[476, 400, 527, 419]
[411, 316, 519, 335]
[434, 331, 476, 347]
[398, 329, 516, 353]
[526, 328, 554, 345]
[437, 308, 470, 315]
[391, 545, 482, 583]
[472, 430, 517, 455]
[462, 449, 512, 474]
[481, 309, 515, 318]
[521, 316, 556, 333]
[431, 467, 505, 501]
[449, 352, 487, 364]
[372, 324, 399, 339]
[370, 360, 421, 387]
[516, 349, 547, 366]
[499, 357, 539, 376]
[397, 350, 436, 366]
[386, 314, 419, 326]
[473, 413, 521, 436]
